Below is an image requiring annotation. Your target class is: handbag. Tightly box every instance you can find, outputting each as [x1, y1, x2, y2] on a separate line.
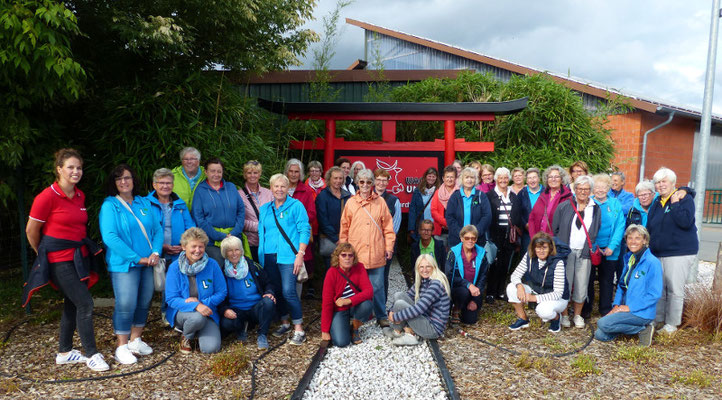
[500, 195, 519, 246]
[115, 196, 166, 291]
[271, 206, 308, 283]
[319, 235, 336, 257]
[571, 201, 602, 266]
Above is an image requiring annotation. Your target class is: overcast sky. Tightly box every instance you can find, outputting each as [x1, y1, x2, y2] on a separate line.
[296, 0, 722, 114]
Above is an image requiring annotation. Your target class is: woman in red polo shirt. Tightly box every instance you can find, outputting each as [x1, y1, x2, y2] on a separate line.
[25, 149, 109, 372]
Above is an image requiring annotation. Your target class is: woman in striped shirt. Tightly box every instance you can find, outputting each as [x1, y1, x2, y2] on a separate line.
[384, 254, 451, 345]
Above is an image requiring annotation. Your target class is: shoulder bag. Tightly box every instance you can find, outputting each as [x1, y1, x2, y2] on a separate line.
[116, 196, 166, 291]
[571, 201, 602, 266]
[271, 206, 308, 282]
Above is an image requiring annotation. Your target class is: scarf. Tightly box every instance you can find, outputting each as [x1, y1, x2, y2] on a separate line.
[436, 183, 459, 209]
[224, 257, 249, 280]
[307, 177, 325, 191]
[178, 251, 209, 276]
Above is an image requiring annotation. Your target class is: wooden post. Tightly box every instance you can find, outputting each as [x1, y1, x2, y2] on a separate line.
[713, 242, 722, 293]
[323, 120, 336, 171]
[444, 120, 455, 166]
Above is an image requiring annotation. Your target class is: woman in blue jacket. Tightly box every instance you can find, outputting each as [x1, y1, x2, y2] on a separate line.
[258, 174, 311, 346]
[408, 167, 439, 242]
[445, 225, 489, 324]
[99, 164, 163, 365]
[191, 158, 245, 268]
[595, 225, 662, 346]
[165, 227, 227, 354]
[446, 167, 491, 249]
[315, 166, 351, 270]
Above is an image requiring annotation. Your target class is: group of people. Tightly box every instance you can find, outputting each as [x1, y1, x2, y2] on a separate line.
[23, 148, 698, 373]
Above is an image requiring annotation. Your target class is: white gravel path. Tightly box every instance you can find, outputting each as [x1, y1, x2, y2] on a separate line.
[303, 259, 448, 400]
[686, 260, 717, 294]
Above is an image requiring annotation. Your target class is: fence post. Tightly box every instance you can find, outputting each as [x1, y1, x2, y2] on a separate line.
[16, 167, 31, 315]
[713, 242, 722, 293]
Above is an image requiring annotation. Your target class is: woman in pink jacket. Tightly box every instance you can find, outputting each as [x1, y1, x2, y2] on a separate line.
[340, 168, 396, 327]
[239, 160, 273, 262]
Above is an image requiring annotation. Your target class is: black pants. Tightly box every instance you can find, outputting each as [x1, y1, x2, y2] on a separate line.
[583, 257, 616, 317]
[220, 297, 275, 337]
[486, 241, 514, 298]
[49, 261, 98, 356]
[452, 285, 483, 324]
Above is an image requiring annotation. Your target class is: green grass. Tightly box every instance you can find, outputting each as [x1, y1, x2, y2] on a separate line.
[480, 307, 517, 326]
[612, 343, 661, 364]
[208, 342, 250, 377]
[513, 351, 551, 373]
[571, 354, 600, 377]
[541, 336, 565, 353]
[671, 369, 715, 388]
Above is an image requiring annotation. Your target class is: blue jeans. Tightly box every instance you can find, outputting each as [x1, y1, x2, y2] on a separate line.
[220, 297, 275, 337]
[111, 266, 154, 335]
[264, 254, 303, 324]
[330, 300, 373, 347]
[366, 267, 386, 321]
[595, 311, 652, 342]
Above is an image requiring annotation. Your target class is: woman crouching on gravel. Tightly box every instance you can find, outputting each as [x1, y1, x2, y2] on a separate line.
[320, 243, 374, 347]
[384, 254, 451, 345]
[506, 232, 570, 333]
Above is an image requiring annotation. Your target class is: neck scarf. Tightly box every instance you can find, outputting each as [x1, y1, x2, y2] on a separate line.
[224, 257, 249, 280]
[178, 251, 209, 276]
[307, 177, 325, 191]
[437, 182, 459, 208]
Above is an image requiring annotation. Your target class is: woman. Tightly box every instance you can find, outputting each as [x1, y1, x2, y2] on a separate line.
[239, 160, 273, 262]
[485, 167, 520, 303]
[568, 161, 589, 191]
[305, 160, 326, 198]
[445, 225, 489, 325]
[446, 167, 491, 249]
[552, 175, 600, 329]
[584, 174, 625, 317]
[510, 167, 526, 195]
[626, 181, 657, 228]
[595, 225, 661, 346]
[99, 164, 163, 365]
[385, 254, 451, 345]
[477, 164, 496, 193]
[349, 160, 366, 194]
[258, 174, 310, 345]
[340, 168, 395, 327]
[165, 228, 227, 354]
[506, 232, 570, 332]
[335, 157, 354, 195]
[609, 171, 635, 215]
[430, 166, 459, 245]
[528, 165, 572, 237]
[320, 243, 374, 347]
[24, 149, 108, 372]
[285, 159, 317, 285]
[316, 166, 352, 270]
[218, 236, 276, 350]
[515, 167, 543, 252]
[647, 167, 698, 334]
[191, 158, 245, 267]
[408, 167, 439, 242]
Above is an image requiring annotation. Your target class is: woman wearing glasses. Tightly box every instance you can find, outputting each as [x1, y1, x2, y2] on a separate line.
[528, 165, 572, 237]
[339, 169, 396, 327]
[320, 243, 373, 347]
[445, 225, 489, 325]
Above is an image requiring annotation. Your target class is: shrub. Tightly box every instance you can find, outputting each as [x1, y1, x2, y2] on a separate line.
[571, 354, 600, 377]
[671, 369, 715, 388]
[612, 343, 661, 364]
[682, 286, 722, 340]
[208, 343, 250, 377]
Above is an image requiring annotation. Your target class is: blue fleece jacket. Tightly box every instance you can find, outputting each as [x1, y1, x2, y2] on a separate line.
[614, 248, 662, 320]
[315, 187, 351, 243]
[258, 196, 311, 266]
[191, 180, 245, 243]
[99, 196, 164, 273]
[593, 196, 626, 260]
[647, 190, 698, 257]
[146, 191, 195, 261]
[446, 189, 491, 248]
[445, 243, 488, 290]
[625, 194, 658, 228]
[164, 257, 227, 326]
[515, 185, 543, 230]
[408, 187, 435, 239]
[608, 188, 635, 215]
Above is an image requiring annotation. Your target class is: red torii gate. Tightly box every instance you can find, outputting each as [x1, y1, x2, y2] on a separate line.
[257, 98, 528, 170]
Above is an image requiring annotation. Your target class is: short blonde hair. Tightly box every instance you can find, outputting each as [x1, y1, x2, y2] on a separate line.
[459, 224, 479, 239]
[460, 167, 479, 186]
[243, 160, 262, 175]
[269, 173, 290, 188]
[180, 227, 208, 247]
[592, 174, 611, 191]
[220, 236, 243, 259]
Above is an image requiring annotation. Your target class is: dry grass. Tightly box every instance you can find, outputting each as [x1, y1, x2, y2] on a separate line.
[682, 287, 722, 340]
[207, 342, 250, 377]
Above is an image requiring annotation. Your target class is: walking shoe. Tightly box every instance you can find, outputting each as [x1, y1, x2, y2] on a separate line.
[179, 336, 192, 354]
[352, 330, 362, 345]
[508, 318, 530, 331]
[548, 319, 561, 333]
[304, 287, 317, 300]
[660, 324, 678, 334]
[573, 315, 585, 329]
[161, 311, 170, 327]
[272, 324, 291, 338]
[257, 334, 269, 350]
[114, 344, 138, 365]
[237, 321, 249, 342]
[485, 295, 495, 304]
[392, 333, 420, 346]
[383, 327, 403, 339]
[638, 323, 655, 347]
[560, 315, 571, 328]
[289, 331, 306, 346]
[86, 353, 110, 372]
[56, 349, 86, 365]
[377, 319, 390, 328]
[128, 337, 153, 356]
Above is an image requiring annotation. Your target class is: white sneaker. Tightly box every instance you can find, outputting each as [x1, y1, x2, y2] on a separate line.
[573, 315, 585, 329]
[114, 344, 138, 365]
[128, 337, 153, 355]
[660, 324, 678, 334]
[86, 353, 110, 372]
[560, 315, 571, 328]
[56, 349, 86, 365]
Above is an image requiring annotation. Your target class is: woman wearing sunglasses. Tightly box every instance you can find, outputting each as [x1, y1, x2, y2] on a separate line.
[445, 225, 489, 325]
[320, 243, 373, 347]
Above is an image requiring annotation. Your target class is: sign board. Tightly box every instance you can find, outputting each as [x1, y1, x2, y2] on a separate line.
[335, 151, 444, 212]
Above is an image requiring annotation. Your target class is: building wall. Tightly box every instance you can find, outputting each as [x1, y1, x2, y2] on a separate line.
[641, 113, 696, 186]
[608, 112, 643, 191]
